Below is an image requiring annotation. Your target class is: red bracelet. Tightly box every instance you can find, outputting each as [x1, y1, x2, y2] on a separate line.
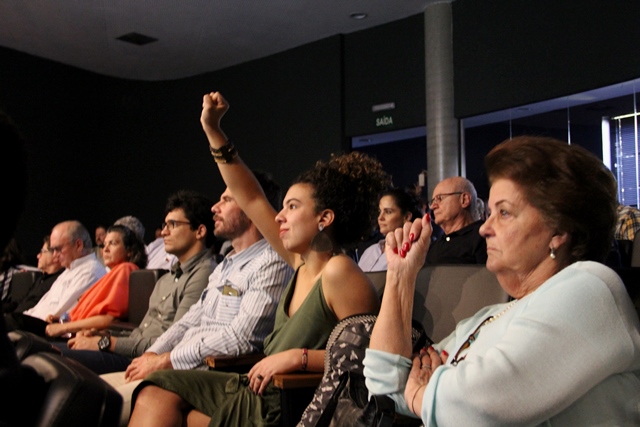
[301, 348, 308, 371]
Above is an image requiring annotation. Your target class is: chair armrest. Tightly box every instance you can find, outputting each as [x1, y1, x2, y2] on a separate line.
[205, 353, 266, 370]
[272, 373, 323, 389]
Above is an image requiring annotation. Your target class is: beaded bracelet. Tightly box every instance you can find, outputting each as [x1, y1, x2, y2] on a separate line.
[210, 141, 238, 164]
[301, 348, 308, 371]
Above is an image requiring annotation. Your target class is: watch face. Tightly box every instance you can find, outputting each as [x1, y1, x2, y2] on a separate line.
[98, 335, 110, 351]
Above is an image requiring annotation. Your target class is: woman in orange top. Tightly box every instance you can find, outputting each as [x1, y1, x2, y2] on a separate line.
[44, 224, 147, 338]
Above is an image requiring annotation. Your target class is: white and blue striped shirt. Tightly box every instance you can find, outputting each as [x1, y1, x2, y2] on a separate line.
[146, 238, 293, 370]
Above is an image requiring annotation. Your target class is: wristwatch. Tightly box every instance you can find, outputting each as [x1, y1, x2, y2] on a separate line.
[98, 334, 111, 352]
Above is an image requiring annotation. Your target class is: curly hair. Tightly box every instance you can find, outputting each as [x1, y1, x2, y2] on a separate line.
[485, 136, 617, 263]
[293, 151, 391, 250]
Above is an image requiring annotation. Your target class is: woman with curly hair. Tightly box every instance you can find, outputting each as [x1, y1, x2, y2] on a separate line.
[128, 92, 391, 427]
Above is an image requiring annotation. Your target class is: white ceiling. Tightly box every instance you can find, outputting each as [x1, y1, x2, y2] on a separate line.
[0, 1, 434, 81]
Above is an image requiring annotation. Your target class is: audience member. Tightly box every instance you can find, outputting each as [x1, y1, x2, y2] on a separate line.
[475, 197, 488, 221]
[41, 224, 147, 339]
[2, 235, 64, 314]
[113, 215, 145, 244]
[425, 176, 487, 264]
[127, 91, 387, 426]
[104, 174, 292, 425]
[4, 220, 107, 332]
[358, 187, 424, 272]
[94, 224, 107, 264]
[615, 203, 640, 241]
[364, 136, 640, 426]
[145, 233, 177, 269]
[350, 228, 383, 264]
[57, 189, 216, 375]
[114, 214, 177, 270]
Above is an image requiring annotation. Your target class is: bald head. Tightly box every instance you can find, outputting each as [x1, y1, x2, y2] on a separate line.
[49, 220, 93, 268]
[430, 176, 479, 234]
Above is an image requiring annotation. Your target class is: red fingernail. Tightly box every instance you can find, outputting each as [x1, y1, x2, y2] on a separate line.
[409, 233, 415, 242]
[426, 213, 431, 223]
[441, 350, 448, 357]
[400, 249, 406, 258]
[402, 242, 410, 252]
[393, 247, 398, 254]
[428, 345, 435, 351]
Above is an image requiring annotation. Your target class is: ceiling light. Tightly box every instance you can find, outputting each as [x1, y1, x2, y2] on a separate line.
[350, 13, 368, 20]
[116, 32, 158, 46]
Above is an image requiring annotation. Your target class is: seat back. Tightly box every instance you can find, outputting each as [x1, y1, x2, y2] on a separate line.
[412, 265, 509, 342]
[365, 270, 387, 297]
[127, 269, 168, 325]
[22, 352, 122, 427]
[9, 329, 60, 360]
[9, 270, 42, 305]
[631, 237, 640, 267]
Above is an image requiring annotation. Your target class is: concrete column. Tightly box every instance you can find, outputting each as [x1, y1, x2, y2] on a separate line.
[425, 1, 460, 198]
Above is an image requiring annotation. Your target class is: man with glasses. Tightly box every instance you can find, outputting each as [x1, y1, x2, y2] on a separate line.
[5, 220, 108, 333]
[426, 176, 487, 264]
[55, 190, 215, 374]
[100, 172, 293, 426]
[146, 222, 178, 270]
[2, 235, 64, 315]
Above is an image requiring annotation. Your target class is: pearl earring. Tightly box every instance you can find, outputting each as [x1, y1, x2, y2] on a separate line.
[318, 224, 324, 232]
[550, 247, 556, 259]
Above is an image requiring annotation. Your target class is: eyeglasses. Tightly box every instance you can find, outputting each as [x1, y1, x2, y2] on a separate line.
[450, 315, 493, 366]
[49, 241, 74, 254]
[161, 220, 192, 231]
[429, 192, 463, 206]
[38, 248, 52, 255]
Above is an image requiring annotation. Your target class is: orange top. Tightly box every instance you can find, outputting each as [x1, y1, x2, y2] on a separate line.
[68, 262, 137, 321]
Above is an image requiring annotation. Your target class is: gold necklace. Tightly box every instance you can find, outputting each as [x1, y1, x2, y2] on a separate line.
[450, 299, 518, 366]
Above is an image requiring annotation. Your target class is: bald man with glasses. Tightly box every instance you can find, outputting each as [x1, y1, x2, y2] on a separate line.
[5, 220, 107, 333]
[426, 176, 487, 265]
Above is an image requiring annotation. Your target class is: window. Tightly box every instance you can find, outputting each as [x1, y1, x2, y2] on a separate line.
[612, 113, 639, 206]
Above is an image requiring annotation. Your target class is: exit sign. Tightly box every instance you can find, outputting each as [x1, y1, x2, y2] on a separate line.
[376, 115, 394, 127]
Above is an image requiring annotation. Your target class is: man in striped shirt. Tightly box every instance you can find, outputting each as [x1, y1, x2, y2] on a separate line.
[102, 172, 293, 425]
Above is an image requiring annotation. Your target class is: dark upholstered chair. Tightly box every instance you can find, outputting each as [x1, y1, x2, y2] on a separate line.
[632, 237, 640, 267]
[8, 329, 60, 361]
[110, 268, 168, 331]
[21, 351, 122, 427]
[412, 264, 509, 342]
[7, 270, 42, 306]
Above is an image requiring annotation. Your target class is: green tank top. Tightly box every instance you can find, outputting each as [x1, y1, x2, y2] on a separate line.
[263, 266, 338, 355]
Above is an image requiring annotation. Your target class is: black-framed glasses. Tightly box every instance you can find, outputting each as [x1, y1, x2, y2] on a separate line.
[450, 315, 493, 366]
[429, 192, 463, 206]
[161, 220, 192, 231]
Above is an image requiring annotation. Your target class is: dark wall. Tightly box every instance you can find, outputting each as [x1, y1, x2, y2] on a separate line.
[453, 0, 640, 118]
[1, 36, 344, 262]
[344, 14, 426, 137]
